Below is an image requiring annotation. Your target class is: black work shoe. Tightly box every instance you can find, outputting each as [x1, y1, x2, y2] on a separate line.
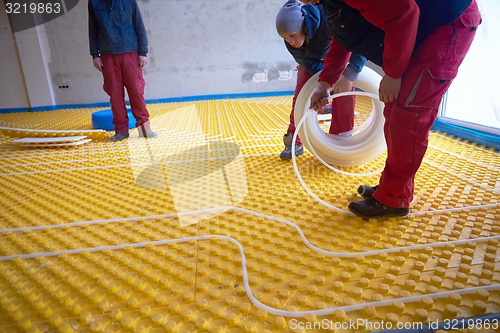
[280, 133, 304, 159]
[110, 132, 129, 141]
[348, 197, 409, 219]
[358, 185, 378, 198]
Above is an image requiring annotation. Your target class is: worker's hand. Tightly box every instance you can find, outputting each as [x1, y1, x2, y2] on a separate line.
[93, 57, 103, 72]
[379, 75, 401, 103]
[300, 0, 319, 4]
[331, 75, 354, 94]
[138, 55, 148, 68]
[309, 81, 331, 111]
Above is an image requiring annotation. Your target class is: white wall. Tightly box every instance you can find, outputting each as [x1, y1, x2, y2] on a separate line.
[444, 0, 500, 130]
[37, 0, 297, 107]
[14, 24, 56, 108]
[0, 3, 30, 109]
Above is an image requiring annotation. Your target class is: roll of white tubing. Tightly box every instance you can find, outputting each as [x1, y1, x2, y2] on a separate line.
[294, 67, 386, 166]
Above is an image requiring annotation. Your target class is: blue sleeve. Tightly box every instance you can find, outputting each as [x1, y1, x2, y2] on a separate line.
[285, 41, 323, 75]
[88, 0, 100, 58]
[342, 53, 367, 81]
[132, 0, 148, 56]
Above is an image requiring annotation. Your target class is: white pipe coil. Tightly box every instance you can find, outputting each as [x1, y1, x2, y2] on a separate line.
[294, 67, 386, 166]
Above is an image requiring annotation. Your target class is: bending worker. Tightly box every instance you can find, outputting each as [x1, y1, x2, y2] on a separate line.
[276, 0, 366, 159]
[302, 0, 481, 218]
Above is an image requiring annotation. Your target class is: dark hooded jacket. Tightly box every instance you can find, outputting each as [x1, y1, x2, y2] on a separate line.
[285, 4, 331, 75]
[319, 0, 476, 75]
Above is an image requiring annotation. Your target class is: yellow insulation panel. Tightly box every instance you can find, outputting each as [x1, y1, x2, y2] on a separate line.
[0, 96, 499, 333]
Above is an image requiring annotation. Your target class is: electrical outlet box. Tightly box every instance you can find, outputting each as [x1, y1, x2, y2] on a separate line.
[279, 70, 292, 81]
[252, 71, 267, 83]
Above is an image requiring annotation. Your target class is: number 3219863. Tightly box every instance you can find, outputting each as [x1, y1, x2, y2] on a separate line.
[5, 2, 61, 14]
[444, 318, 499, 330]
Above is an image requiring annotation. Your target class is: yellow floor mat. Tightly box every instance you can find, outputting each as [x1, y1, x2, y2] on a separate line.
[0, 96, 499, 333]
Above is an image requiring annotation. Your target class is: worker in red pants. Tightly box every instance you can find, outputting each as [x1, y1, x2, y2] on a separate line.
[89, 0, 158, 141]
[276, 0, 366, 159]
[302, 0, 481, 218]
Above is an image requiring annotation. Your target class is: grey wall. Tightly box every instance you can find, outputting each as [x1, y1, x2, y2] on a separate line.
[0, 6, 30, 109]
[1, 0, 383, 109]
[14, 0, 298, 108]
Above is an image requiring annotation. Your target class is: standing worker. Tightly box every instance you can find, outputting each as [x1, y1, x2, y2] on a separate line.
[88, 0, 158, 141]
[276, 0, 366, 159]
[302, 0, 481, 218]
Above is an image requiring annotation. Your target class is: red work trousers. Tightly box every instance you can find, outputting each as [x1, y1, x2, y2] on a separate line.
[287, 65, 356, 145]
[373, 0, 481, 208]
[101, 52, 150, 133]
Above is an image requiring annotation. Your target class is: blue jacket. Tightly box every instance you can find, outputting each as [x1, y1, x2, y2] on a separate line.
[88, 0, 148, 58]
[286, 4, 366, 80]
